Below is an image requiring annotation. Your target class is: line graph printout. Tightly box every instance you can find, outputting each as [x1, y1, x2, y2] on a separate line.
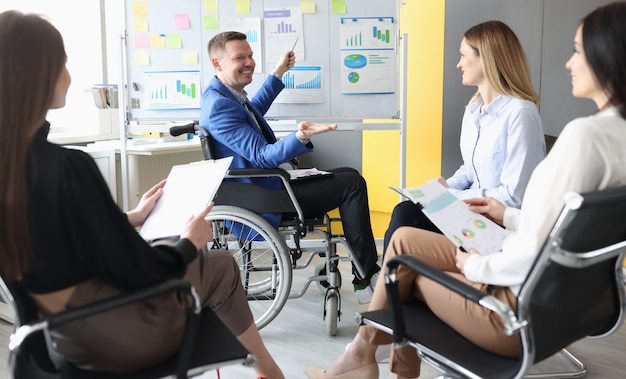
[274, 66, 324, 104]
[390, 181, 510, 254]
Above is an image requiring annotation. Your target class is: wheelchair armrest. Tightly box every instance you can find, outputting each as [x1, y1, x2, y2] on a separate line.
[10, 279, 199, 351]
[225, 167, 291, 182]
[385, 256, 525, 343]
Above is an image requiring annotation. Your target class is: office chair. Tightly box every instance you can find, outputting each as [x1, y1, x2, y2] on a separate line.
[0, 277, 255, 379]
[170, 123, 366, 335]
[358, 186, 626, 378]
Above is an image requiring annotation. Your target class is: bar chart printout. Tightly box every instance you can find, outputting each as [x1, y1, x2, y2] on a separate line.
[145, 71, 202, 110]
[263, 7, 305, 63]
[340, 17, 394, 49]
[339, 17, 396, 94]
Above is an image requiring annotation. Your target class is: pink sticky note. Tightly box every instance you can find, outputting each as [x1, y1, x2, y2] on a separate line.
[134, 34, 150, 48]
[174, 14, 190, 29]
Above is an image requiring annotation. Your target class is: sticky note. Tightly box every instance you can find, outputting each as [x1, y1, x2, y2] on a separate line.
[134, 34, 150, 49]
[134, 17, 149, 32]
[174, 14, 190, 29]
[132, 1, 148, 16]
[204, 0, 219, 13]
[134, 50, 150, 66]
[301, 0, 316, 14]
[203, 15, 219, 30]
[183, 50, 199, 65]
[235, 0, 251, 14]
[331, 0, 346, 14]
[150, 34, 166, 48]
[166, 34, 182, 48]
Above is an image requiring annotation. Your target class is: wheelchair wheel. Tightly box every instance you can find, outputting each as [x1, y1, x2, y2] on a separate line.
[325, 292, 339, 336]
[207, 205, 292, 330]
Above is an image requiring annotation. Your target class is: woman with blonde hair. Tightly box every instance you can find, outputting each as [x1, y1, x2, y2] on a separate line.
[307, 3, 626, 378]
[0, 10, 284, 379]
[383, 20, 545, 254]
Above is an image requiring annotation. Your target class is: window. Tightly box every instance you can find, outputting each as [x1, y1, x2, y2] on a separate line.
[1, 0, 124, 141]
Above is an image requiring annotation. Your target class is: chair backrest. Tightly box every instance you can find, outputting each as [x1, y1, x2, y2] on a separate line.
[517, 187, 626, 364]
[544, 134, 557, 154]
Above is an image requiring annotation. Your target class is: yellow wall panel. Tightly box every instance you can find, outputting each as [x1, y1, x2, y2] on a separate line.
[362, 129, 400, 237]
[401, 0, 445, 187]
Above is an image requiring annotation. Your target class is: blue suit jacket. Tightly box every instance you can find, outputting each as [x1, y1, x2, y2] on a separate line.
[200, 75, 313, 227]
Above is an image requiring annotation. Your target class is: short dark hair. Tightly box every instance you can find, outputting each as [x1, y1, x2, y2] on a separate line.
[208, 31, 247, 59]
[580, 1, 626, 118]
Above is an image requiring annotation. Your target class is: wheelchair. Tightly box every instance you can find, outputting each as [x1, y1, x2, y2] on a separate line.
[170, 123, 367, 335]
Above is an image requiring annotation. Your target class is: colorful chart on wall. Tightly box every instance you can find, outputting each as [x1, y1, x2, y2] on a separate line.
[124, 0, 398, 121]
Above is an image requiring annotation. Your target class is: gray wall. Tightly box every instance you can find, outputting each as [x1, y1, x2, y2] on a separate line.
[441, 0, 614, 177]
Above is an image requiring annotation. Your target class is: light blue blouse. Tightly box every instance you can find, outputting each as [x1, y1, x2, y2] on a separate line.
[446, 95, 545, 207]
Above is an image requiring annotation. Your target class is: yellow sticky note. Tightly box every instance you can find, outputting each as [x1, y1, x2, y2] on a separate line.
[134, 50, 150, 66]
[203, 15, 219, 30]
[132, 1, 148, 16]
[134, 17, 149, 32]
[204, 0, 219, 13]
[331, 0, 346, 14]
[183, 50, 199, 65]
[166, 34, 182, 48]
[301, 0, 316, 14]
[150, 34, 166, 48]
[235, 0, 251, 14]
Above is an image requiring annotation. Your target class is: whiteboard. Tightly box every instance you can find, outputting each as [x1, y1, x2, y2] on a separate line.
[124, 0, 399, 121]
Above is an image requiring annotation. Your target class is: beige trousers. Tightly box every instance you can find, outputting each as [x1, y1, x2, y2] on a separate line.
[359, 227, 520, 378]
[50, 249, 253, 373]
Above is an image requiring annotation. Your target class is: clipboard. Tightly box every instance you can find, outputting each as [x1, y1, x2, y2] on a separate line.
[139, 156, 233, 240]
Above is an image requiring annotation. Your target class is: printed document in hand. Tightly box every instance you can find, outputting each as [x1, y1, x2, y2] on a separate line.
[390, 181, 510, 254]
[139, 156, 233, 240]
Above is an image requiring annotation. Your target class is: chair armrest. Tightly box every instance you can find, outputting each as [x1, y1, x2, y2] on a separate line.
[384, 255, 525, 343]
[10, 279, 199, 351]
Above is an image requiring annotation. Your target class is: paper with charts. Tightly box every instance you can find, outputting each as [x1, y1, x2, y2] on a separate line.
[139, 156, 233, 241]
[390, 181, 510, 254]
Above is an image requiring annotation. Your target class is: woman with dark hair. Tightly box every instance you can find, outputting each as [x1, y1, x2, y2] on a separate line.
[383, 20, 545, 254]
[305, 2, 626, 378]
[0, 10, 284, 379]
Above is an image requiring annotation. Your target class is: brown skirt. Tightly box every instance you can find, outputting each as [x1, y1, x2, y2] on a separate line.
[50, 249, 253, 373]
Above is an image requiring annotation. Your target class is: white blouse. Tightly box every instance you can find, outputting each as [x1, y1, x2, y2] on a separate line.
[463, 107, 626, 294]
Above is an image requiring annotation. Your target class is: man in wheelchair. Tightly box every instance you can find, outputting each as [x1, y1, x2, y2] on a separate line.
[200, 31, 380, 304]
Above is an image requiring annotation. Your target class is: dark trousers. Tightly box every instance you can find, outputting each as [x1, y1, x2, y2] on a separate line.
[382, 200, 441, 258]
[291, 167, 380, 282]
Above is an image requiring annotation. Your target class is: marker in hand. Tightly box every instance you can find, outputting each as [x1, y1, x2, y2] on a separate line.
[291, 36, 299, 51]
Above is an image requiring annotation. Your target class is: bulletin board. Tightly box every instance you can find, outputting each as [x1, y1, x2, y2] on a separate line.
[124, 0, 399, 121]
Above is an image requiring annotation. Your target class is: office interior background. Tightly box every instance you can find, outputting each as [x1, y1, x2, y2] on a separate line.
[0, 0, 615, 237]
[1, 1, 625, 378]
